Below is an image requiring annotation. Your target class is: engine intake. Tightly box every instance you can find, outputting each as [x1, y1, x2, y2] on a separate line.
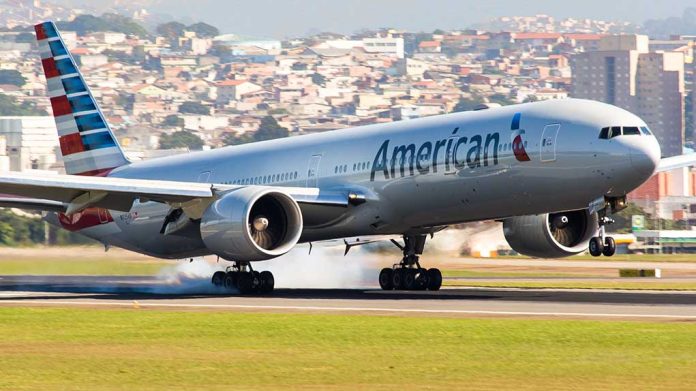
[503, 209, 598, 258]
[200, 187, 303, 261]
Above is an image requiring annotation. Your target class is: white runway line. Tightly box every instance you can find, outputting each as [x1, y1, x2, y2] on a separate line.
[0, 299, 695, 319]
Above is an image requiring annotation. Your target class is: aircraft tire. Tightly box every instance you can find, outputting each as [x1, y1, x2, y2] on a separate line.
[238, 272, 254, 294]
[211, 271, 226, 287]
[589, 237, 603, 257]
[259, 271, 275, 293]
[427, 268, 442, 291]
[379, 268, 394, 290]
[415, 268, 429, 290]
[403, 269, 416, 290]
[603, 237, 616, 257]
[392, 269, 404, 290]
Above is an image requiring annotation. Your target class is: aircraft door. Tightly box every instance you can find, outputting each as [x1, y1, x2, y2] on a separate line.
[540, 124, 560, 162]
[306, 155, 322, 187]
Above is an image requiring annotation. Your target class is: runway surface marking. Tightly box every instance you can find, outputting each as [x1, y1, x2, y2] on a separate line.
[1, 299, 695, 319]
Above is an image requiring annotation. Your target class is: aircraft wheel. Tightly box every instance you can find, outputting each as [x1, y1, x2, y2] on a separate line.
[259, 271, 275, 294]
[603, 237, 616, 257]
[427, 268, 442, 291]
[392, 269, 404, 290]
[238, 272, 254, 294]
[211, 271, 225, 287]
[403, 269, 416, 290]
[379, 268, 394, 290]
[415, 268, 429, 290]
[589, 237, 603, 257]
[224, 272, 238, 290]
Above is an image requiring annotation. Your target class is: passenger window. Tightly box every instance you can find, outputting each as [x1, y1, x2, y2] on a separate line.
[599, 127, 609, 139]
[623, 126, 640, 135]
[640, 126, 652, 136]
[610, 126, 621, 138]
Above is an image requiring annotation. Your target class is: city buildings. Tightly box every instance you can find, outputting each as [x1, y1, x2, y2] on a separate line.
[571, 35, 686, 157]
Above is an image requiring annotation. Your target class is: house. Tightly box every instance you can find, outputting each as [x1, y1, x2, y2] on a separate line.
[215, 80, 263, 103]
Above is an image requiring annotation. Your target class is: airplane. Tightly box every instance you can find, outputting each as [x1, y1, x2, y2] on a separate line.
[0, 21, 690, 294]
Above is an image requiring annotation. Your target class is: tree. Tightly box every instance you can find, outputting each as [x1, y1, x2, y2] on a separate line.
[0, 70, 26, 87]
[311, 73, 326, 86]
[187, 22, 219, 37]
[255, 116, 289, 141]
[14, 32, 35, 43]
[178, 101, 210, 115]
[156, 21, 186, 40]
[57, 13, 149, 38]
[523, 95, 539, 103]
[0, 94, 46, 115]
[158, 131, 204, 150]
[222, 131, 254, 146]
[162, 115, 184, 128]
[488, 93, 515, 106]
[452, 96, 484, 112]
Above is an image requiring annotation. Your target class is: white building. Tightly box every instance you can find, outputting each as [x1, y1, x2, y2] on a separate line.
[362, 37, 405, 58]
[0, 117, 58, 171]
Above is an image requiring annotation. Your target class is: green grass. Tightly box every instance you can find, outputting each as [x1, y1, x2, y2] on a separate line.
[0, 308, 696, 390]
[442, 269, 598, 278]
[0, 257, 173, 275]
[444, 280, 696, 291]
[500, 253, 696, 262]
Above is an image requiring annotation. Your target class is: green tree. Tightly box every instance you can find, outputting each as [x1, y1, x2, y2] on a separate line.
[162, 115, 184, 128]
[488, 93, 515, 106]
[159, 130, 204, 150]
[156, 21, 187, 40]
[523, 95, 539, 103]
[178, 101, 210, 115]
[57, 13, 149, 38]
[255, 116, 289, 141]
[187, 22, 219, 37]
[311, 73, 326, 86]
[452, 96, 484, 112]
[14, 32, 35, 43]
[0, 70, 26, 86]
[0, 94, 46, 115]
[222, 131, 254, 146]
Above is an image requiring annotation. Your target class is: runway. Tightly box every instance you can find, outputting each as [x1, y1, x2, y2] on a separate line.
[1, 275, 696, 320]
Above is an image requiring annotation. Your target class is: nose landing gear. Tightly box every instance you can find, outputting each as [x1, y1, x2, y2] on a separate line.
[211, 261, 275, 294]
[589, 200, 620, 257]
[379, 234, 442, 291]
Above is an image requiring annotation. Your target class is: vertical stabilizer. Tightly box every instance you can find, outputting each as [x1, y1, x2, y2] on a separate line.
[35, 21, 129, 176]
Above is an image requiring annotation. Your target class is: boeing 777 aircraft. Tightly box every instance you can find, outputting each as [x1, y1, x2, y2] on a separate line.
[0, 21, 691, 293]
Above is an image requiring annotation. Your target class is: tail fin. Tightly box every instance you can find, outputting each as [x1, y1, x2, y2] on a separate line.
[35, 21, 129, 176]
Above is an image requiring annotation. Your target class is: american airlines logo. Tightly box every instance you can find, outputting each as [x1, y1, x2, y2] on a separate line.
[370, 113, 529, 181]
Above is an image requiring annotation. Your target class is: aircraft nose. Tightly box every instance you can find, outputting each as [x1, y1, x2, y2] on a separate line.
[629, 136, 661, 178]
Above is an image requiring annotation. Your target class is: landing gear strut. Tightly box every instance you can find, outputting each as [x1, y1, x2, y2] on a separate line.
[379, 234, 442, 291]
[589, 199, 621, 257]
[211, 261, 274, 294]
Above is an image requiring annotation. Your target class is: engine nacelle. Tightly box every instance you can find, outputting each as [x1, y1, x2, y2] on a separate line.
[503, 209, 598, 258]
[200, 187, 303, 261]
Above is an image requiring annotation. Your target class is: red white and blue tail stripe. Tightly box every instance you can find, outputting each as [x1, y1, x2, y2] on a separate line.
[35, 21, 129, 176]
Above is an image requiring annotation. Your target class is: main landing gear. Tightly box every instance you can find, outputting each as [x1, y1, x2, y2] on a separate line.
[379, 234, 442, 291]
[588, 200, 620, 257]
[211, 261, 274, 294]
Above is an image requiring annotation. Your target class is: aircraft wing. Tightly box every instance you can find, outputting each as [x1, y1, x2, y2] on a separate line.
[657, 154, 696, 172]
[0, 171, 353, 216]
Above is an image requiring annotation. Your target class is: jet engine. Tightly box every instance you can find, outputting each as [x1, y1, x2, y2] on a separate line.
[502, 209, 598, 258]
[200, 187, 303, 261]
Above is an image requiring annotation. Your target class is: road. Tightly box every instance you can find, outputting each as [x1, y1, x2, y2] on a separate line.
[1, 275, 696, 320]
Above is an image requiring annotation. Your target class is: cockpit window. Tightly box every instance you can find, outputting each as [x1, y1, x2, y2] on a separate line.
[623, 126, 641, 135]
[640, 126, 653, 136]
[609, 126, 622, 138]
[599, 127, 609, 139]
